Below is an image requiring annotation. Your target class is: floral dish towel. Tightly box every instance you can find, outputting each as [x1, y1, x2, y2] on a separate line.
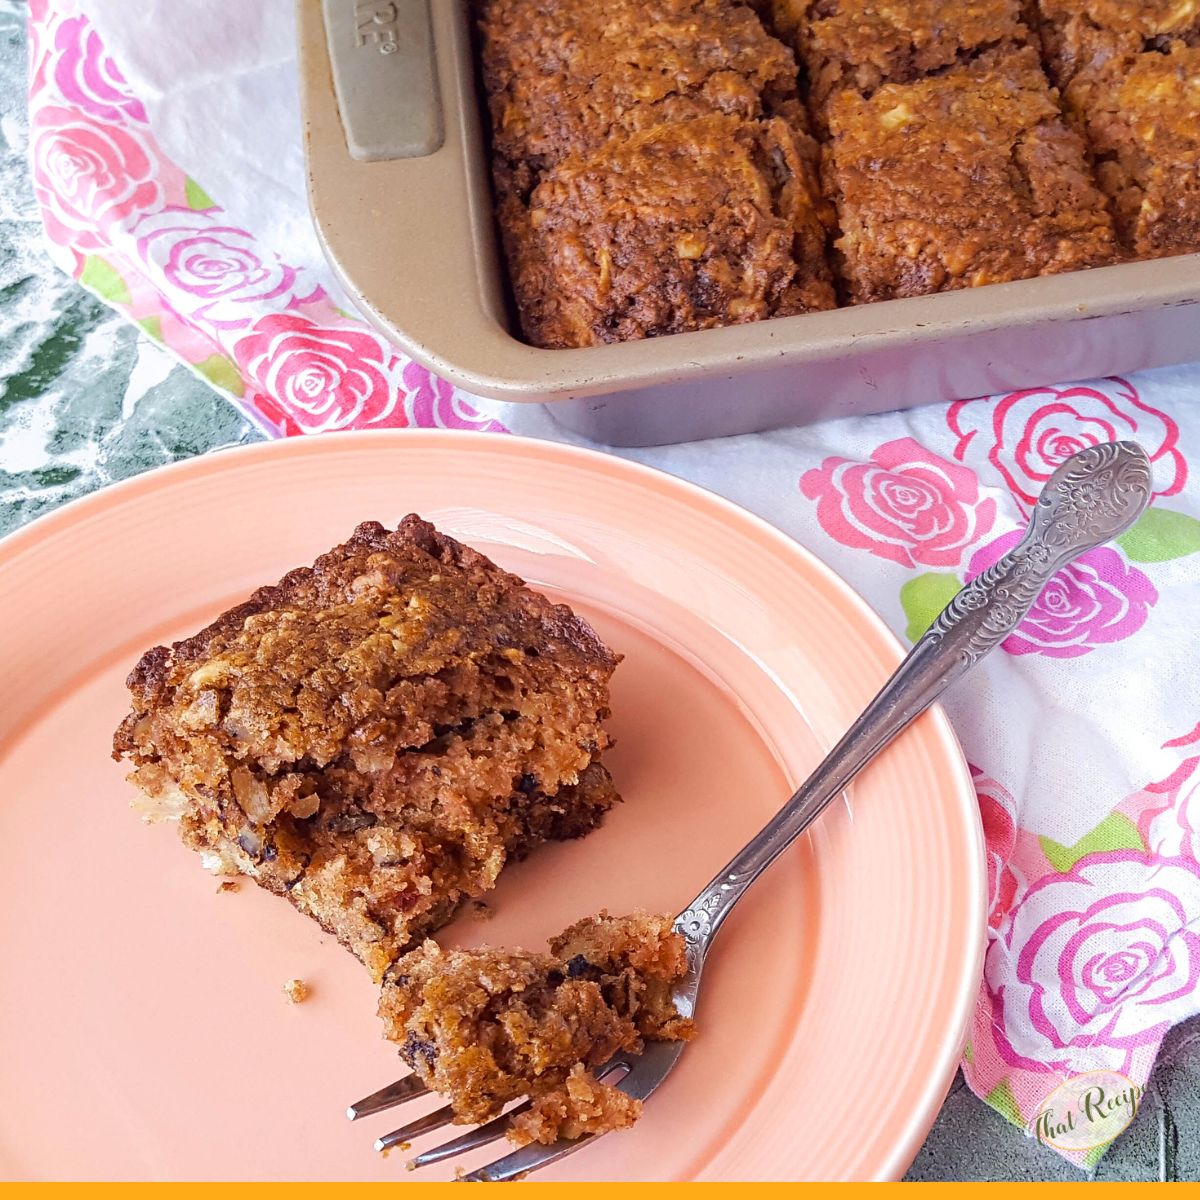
[25, 0, 1200, 1169]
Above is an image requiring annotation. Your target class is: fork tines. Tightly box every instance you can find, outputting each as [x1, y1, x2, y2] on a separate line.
[349, 1051, 641, 1179]
[346, 1072, 430, 1121]
[348, 1073, 529, 1169]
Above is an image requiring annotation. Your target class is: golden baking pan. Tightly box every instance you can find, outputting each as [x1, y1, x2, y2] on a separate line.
[299, 0, 1200, 447]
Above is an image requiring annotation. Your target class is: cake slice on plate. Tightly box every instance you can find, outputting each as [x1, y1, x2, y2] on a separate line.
[113, 516, 621, 981]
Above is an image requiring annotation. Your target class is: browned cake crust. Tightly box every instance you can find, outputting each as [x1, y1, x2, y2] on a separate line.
[767, 0, 1031, 119]
[500, 113, 835, 347]
[113, 516, 621, 981]
[475, 0, 834, 347]
[1034, 3, 1200, 257]
[1058, 44, 1200, 258]
[379, 912, 694, 1145]
[478, 0, 801, 192]
[823, 46, 1117, 303]
[1035, 1, 1200, 86]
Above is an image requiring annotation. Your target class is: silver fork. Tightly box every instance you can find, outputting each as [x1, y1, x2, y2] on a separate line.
[348, 440, 1153, 1181]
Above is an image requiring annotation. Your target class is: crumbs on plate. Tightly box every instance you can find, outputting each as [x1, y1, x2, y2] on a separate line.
[283, 978, 309, 1004]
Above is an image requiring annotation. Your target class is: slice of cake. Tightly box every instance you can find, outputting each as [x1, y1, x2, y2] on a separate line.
[499, 113, 835, 348]
[1035, 0, 1200, 90]
[113, 516, 621, 981]
[1034, 2, 1200, 258]
[822, 45, 1117, 302]
[1063, 42, 1200, 258]
[477, 0, 801, 189]
[379, 912, 694, 1145]
[766, 0, 1031, 124]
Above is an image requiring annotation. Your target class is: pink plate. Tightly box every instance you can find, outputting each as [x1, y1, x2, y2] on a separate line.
[0, 430, 984, 1181]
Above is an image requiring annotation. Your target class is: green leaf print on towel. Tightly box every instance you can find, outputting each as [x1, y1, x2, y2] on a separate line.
[184, 177, 217, 211]
[1117, 508, 1200, 563]
[985, 1080, 1025, 1129]
[79, 256, 131, 307]
[900, 572, 962, 642]
[195, 353, 245, 397]
[1040, 812, 1145, 874]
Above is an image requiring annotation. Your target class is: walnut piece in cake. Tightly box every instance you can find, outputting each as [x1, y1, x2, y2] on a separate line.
[114, 516, 621, 981]
[379, 912, 694, 1145]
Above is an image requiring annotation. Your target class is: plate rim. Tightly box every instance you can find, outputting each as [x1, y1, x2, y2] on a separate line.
[0, 428, 985, 1180]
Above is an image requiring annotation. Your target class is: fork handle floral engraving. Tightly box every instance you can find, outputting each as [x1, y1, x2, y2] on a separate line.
[923, 441, 1153, 665]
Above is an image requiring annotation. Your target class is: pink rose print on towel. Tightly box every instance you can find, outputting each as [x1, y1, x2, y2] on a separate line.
[967, 531, 1156, 658]
[800, 438, 996, 568]
[400, 362, 508, 432]
[233, 314, 399, 433]
[132, 210, 319, 328]
[1149, 765, 1200, 863]
[948, 380, 1186, 508]
[985, 852, 1200, 1075]
[53, 15, 147, 124]
[1164, 723, 1200, 751]
[971, 766, 1020, 930]
[31, 106, 161, 251]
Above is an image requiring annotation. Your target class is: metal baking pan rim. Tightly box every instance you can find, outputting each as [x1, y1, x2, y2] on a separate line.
[314, 223, 1200, 405]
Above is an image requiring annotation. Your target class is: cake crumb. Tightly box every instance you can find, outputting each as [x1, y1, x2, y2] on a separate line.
[470, 900, 494, 921]
[216, 880, 239, 894]
[283, 978, 309, 1004]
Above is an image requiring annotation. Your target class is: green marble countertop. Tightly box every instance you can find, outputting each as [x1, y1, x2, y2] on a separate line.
[1, 1, 1193, 1181]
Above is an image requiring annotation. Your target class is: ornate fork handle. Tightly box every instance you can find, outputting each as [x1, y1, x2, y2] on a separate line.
[674, 441, 1153, 999]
